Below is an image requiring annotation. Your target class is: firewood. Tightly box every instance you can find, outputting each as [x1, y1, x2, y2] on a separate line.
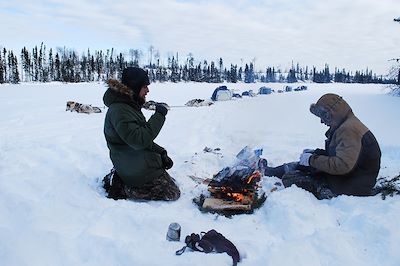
[202, 198, 252, 211]
[188, 175, 211, 184]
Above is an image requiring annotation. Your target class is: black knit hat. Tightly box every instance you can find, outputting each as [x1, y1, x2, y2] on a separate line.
[121, 67, 150, 95]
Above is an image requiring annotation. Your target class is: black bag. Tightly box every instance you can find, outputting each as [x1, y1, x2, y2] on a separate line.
[176, 229, 240, 266]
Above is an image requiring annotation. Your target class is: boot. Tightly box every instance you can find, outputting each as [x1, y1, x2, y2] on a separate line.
[107, 171, 127, 200]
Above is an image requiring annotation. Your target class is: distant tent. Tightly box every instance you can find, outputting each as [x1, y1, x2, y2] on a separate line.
[241, 90, 256, 97]
[285, 86, 293, 92]
[258, 86, 273, 95]
[211, 86, 232, 101]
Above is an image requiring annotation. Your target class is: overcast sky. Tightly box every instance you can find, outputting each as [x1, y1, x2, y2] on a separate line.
[1, 0, 399, 75]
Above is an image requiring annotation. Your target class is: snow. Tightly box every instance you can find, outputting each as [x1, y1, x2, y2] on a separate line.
[0, 81, 399, 266]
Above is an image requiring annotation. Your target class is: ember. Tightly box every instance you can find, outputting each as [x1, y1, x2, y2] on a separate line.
[227, 193, 244, 202]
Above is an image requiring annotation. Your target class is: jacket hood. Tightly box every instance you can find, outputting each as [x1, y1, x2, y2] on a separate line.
[103, 79, 139, 109]
[310, 93, 353, 130]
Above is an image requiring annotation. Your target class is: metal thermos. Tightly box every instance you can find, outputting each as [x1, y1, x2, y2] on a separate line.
[166, 222, 181, 241]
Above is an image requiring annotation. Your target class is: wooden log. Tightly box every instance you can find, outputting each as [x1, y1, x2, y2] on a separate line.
[188, 175, 211, 184]
[202, 198, 252, 211]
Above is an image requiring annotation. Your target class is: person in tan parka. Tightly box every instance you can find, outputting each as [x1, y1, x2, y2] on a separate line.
[264, 93, 381, 199]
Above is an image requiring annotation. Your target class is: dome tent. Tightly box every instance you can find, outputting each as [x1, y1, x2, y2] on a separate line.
[258, 86, 273, 95]
[211, 86, 233, 101]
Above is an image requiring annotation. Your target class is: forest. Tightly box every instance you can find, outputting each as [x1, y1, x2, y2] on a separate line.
[0, 43, 397, 85]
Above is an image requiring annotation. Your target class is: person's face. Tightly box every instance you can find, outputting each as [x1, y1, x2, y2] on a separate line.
[138, 85, 149, 101]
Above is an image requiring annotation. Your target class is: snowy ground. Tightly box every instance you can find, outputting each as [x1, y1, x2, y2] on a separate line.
[0, 81, 399, 266]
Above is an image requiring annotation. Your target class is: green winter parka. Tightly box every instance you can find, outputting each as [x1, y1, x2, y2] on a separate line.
[103, 79, 166, 187]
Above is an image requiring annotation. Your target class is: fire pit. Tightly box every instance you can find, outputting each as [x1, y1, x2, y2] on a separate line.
[194, 165, 266, 216]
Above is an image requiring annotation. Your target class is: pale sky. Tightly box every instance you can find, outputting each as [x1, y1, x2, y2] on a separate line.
[1, 0, 399, 75]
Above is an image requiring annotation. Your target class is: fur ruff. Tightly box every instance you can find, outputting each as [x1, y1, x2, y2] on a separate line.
[106, 79, 133, 98]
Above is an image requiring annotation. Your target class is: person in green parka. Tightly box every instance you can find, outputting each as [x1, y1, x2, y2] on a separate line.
[102, 67, 180, 201]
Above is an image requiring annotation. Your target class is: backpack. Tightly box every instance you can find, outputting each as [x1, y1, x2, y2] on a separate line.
[176, 229, 240, 266]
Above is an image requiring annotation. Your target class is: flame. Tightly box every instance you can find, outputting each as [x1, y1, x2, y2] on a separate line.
[227, 192, 245, 202]
[246, 171, 261, 184]
[209, 170, 262, 203]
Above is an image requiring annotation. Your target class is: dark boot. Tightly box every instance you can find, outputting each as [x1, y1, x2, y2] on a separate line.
[102, 170, 113, 194]
[316, 186, 336, 200]
[264, 162, 299, 178]
[103, 170, 127, 200]
[264, 165, 286, 178]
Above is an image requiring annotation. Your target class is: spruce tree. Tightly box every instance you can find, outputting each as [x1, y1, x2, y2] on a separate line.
[3, 48, 7, 83]
[12, 54, 20, 83]
[55, 52, 61, 81]
[48, 48, 54, 81]
[0, 51, 4, 84]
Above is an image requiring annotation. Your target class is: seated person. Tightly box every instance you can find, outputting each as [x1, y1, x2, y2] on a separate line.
[264, 93, 381, 199]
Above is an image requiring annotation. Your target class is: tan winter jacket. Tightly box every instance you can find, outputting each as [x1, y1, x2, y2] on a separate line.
[309, 94, 381, 196]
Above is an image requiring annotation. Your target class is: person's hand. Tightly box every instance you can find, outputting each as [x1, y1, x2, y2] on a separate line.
[302, 148, 315, 154]
[155, 103, 169, 116]
[161, 151, 174, 169]
[299, 152, 312, 166]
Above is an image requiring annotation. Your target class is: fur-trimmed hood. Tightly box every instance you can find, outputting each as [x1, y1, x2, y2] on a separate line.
[106, 79, 134, 98]
[310, 93, 353, 131]
[103, 79, 140, 109]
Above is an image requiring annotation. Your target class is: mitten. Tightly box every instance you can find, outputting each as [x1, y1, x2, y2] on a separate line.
[299, 152, 312, 166]
[161, 151, 173, 170]
[155, 103, 169, 116]
[201, 230, 240, 266]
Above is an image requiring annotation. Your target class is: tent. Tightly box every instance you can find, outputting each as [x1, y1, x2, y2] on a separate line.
[211, 86, 233, 101]
[258, 87, 273, 95]
[242, 90, 256, 97]
[285, 86, 293, 92]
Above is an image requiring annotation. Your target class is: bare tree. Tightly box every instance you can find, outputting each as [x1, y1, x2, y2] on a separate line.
[148, 45, 154, 68]
[393, 17, 400, 85]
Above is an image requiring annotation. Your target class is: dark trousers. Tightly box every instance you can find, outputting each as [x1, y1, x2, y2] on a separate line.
[104, 169, 181, 201]
[265, 163, 336, 200]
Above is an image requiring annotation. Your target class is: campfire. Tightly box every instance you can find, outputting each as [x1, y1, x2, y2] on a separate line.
[208, 168, 261, 200]
[192, 146, 267, 215]
[199, 166, 265, 215]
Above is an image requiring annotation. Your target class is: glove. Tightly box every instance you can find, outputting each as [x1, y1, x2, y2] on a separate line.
[299, 152, 312, 166]
[155, 103, 169, 116]
[302, 148, 315, 154]
[201, 230, 241, 265]
[161, 151, 173, 169]
[176, 230, 240, 266]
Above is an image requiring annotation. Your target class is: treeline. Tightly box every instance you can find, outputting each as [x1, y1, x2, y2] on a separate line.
[0, 43, 397, 85]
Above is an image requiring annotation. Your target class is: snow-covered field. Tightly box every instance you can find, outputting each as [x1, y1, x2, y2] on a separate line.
[0, 81, 399, 266]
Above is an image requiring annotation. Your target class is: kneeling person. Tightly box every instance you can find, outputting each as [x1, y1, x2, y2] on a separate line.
[102, 67, 180, 201]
